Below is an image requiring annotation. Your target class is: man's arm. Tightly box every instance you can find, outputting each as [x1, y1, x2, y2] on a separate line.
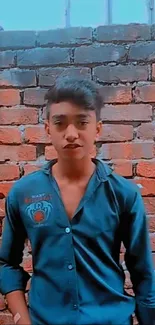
[0, 187, 31, 324]
[122, 188, 155, 325]
[6, 291, 31, 324]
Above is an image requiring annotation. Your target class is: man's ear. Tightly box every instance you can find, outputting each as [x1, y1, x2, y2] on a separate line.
[45, 120, 50, 135]
[96, 120, 102, 142]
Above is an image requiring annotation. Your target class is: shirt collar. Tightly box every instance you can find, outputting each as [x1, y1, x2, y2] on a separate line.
[42, 158, 113, 182]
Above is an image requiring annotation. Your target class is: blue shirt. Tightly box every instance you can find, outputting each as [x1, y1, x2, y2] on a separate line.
[0, 159, 155, 325]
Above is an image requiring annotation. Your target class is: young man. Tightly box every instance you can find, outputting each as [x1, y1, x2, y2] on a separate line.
[0, 78, 154, 325]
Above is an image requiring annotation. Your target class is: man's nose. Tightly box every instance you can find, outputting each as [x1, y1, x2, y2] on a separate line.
[64, 124, 79, 142]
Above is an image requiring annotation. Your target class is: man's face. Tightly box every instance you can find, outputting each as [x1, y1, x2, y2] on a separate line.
[45, 101, 102, 161]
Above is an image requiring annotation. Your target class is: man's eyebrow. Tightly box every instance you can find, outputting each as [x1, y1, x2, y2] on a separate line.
[51, 115, 66, 120]
[76, 114, 91, 118]
[51, 113, 91, 120]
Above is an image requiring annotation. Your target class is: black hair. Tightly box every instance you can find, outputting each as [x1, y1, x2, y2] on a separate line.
[44, 77, 103, 121]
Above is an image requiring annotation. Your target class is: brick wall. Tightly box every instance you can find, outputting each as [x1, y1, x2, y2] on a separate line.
[0, 24, 155, 324]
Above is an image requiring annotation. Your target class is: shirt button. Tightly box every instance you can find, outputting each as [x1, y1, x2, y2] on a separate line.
[73, 304, 78, 309]
[65, 227, 70, 234]
[68, 264, 73, 270]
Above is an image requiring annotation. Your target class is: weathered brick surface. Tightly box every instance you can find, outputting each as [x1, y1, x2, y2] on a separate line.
[0, 69, 36, 87]
[0, 145, 36, 162]
[100, 124, 133, 142]
[134, 84, 155, 102]
[24, 88, 47, 106]
[148, 216, 155, 233]
[0, 106, 38, 125]
[0, 126, 21, 144]
[96, 24, 151, 42]
[137, 122, 155, 140]
[24, 125, 50, 144]
[0, 51, 16, 68]
[129, 41, 155, 61]
[0, 165, 19, 181]
[144, 197, 155, 214]
[98, 142, 154, 160]
[0, 89, 20, 106]
[0, 31, 36, 50]
[113, 160, 133, 177]
[0, 26, 155, 324]
[99, 85, 132, 103]
[74, 44, 127, 64]
[137, 161, 155, 178]
[38, 67, 91, 86]
[101, 104, 152, 122]
[17, 48, 70, 67]
[93, 64, 149, 83]
[134, 178, 155, 196]
[37, 27, 92, 46]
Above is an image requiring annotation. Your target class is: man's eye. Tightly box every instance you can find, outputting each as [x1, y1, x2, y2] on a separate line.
[79, 121, 88, 126]
[54, 121, 62, 125]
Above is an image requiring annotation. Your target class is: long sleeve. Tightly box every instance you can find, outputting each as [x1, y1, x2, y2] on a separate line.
[0, 187, 30, 295]
[122, 189, 155, 325]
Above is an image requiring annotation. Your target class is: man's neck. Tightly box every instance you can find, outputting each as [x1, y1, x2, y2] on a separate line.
[52, 157, 96, 183]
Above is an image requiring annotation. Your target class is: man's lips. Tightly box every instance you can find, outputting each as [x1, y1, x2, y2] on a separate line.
[63, 144, 82, 149]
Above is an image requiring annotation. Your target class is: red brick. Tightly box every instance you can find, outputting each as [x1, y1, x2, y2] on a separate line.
[24, 125, 50, 144]
[113, 160, 133, 177]
[0, 89, 20, 106]
[24, 88, 47, 106]
[0, 31, 36, 50]
[0, 294, 6, 311]
[96, 25, 150, 42]
[0, 312, 13, 324]
[148, 216, 155, 233]
[74, 44, 127, 64]
[99, 85, 132, 104]
[17, 48, 69, 67]
[0, 199, 5, 217]
[0, 165, 19, 181]
[38, 27, 92, 46]
[99, 142, 153, 160]
[94, 64, 149, 83]
[129, 41, 155, 61]
[101, 104, 152, 122]
[134, 178, 155, 196]
[150, 234, 155, 252]
[45, 146, 58, 160]
[0, 145, 36, 162]
[100, 125, 133, 142]
[0, 182, 14, 198]
[38, 67, 91, 86]
[0, 106, 38, 125]
[134, 84, 155, 103]
[24, 164, 40, 175]
[137, 161, 155, 178]
[0, 69, 36, 87]
[22, 255, 33, 273]
[144, 197, 155, 214]
[137, 122, 155, 140]
[152, 63, 155, 80]
[0, 127, 21, 144]
[0, 51, 15, 68]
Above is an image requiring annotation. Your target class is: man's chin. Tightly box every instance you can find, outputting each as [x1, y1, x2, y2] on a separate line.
[62, 152, 87, 161]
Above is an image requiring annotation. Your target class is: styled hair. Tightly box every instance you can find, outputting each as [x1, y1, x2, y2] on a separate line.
[44, 77, 103, 121]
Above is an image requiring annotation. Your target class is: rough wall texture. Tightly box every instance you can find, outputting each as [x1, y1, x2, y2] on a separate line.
[0, 24, 155, 324]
